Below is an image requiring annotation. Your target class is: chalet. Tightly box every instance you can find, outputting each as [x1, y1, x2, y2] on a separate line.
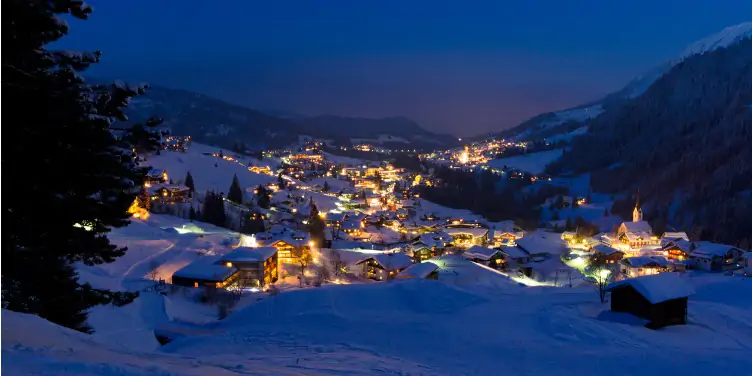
[515, 235, 566, 259]
[340, 221, 363, 237]
[606, 273, 694, 329]
[172, 256, 239, 289]
[325, 212, 347, 227]
[617, 200, 658, 250]
[269, 234, 311, 264]
[408, 235, 446, 262]
[498, 246, 531, 265]
[493, 231, 523, 246]
[590, 244, 625, 266]
[219, 246, 278, 287]
[463, 245, 505, 268]
[620, 256, 672, 278]
[688, 242, 745, 272]
[396, 262, 440, 280]
[395, 209, 409, 220]
[660, 232, 689, 247]
[561, 231, 577, 242]
[150, 184, 191, 203]
[356, 253, 414, 281]
[661, 239, 693, 261]
[145, 168, 168, 185]
[443, 226, 489, 248]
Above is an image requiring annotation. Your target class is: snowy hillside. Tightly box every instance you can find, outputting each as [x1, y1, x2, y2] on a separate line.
[145, 143, 276, 197]
[6, 275, 752, 375]
[498, 21, 752, 142]
[484, 149, 564, 175]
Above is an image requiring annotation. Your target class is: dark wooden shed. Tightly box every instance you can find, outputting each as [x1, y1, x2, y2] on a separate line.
[605, 273, 694, 329]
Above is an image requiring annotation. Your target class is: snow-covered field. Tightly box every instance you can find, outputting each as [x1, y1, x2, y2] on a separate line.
[5, 273, 751, 375]
[146, 143, 276, 197]
[485, 149, 564, 175]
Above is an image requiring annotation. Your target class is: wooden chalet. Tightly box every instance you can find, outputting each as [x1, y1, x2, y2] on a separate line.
[661, 239, 693, 261]
[688, 242, 746, 272]
[620, 256, 672, 278]
[356, 253, 413, 281]
[172, 256, 239, 289]
[219, 246, 278, 287]
[606, 273, 694, 329]
[463, 245, 505, 268]
[590, 244, 625, 266]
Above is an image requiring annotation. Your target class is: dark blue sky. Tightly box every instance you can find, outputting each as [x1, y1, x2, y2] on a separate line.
[61, 1, 751, 135]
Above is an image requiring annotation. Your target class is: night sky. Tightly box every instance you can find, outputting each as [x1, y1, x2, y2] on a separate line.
[60, 1, 751, 136]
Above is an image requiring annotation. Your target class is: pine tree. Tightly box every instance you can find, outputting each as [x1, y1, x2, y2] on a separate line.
[307, 199, 326, 248]
[565, 217, 574, 231]
[228, 174, 243, 204]
[277, 173, 287, 189]
[4, 0, 159, 332]
[185, 171, 195, 192]
[322, 181, 330, 192]
[255, 185, 271, 209]
[189, 206, 197, 221]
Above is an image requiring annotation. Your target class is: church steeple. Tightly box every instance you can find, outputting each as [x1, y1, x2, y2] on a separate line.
[632, 191, 643, 222]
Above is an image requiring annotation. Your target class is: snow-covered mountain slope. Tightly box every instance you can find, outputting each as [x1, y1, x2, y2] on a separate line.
[495, 21, 752, 143]
[7, 274, 749, 376]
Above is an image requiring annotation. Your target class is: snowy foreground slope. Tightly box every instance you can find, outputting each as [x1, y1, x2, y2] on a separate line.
[4, 275, 752, 375]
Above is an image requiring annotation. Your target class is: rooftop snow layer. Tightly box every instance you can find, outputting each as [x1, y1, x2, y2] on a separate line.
[398, 261, 440, 279]
[172, 256, 237, 281]
[463, 245, 501, 261]
[221, 246, 278, 262]
[607, 272, 695, 304]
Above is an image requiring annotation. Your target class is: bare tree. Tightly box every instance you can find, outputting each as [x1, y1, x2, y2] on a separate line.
[590, 264, 615, 303]
[292, 246, 313, 287]
[145, 259, 161, 287]
[330, 250, 347, 276]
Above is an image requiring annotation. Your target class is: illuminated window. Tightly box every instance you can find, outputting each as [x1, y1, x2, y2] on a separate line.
[194, 282, 199, 288]
[226, 262, 233, 267]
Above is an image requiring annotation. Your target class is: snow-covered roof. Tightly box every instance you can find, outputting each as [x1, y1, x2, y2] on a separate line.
[621, 221, 653, 234]
[662, 239, 693, 253]
[443, 227, 489, 238]
[499, 246, 529, 260]
[591, 244, 623, 256]
[326, 212, 347, 221]
[463, 245, 501, 261]
[357, 252, 413, 270]
[662, 232, 689, 241]
[606, 273, 694, 304]
[221, 246, 278, 263]
[514, 234, 565, 255]
[173, 257, 237, 282]
[622, 256, 671, 267]
[398, 262, 439, 279]
[690, 242, 741, 258]
[341, 221, 361, 230]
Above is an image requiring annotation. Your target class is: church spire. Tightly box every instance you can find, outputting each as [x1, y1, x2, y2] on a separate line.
[632, 190, 643, 222]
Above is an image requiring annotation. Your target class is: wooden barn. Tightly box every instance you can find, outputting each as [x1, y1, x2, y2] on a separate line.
[605, 273, 694, 329]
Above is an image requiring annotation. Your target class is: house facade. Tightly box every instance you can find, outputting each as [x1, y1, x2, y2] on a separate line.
[356, 253, 413, 281]
[219, 246, 279, 287]
[689, 242, 745, 272]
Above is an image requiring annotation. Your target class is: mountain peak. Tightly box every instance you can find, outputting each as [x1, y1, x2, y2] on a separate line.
[678, 22, 752, 61]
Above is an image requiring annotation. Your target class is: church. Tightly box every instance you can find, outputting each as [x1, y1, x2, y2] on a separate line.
[617, 197, 659, 250]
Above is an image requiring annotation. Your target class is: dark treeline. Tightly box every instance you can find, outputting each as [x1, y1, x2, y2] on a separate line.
[548, 38, 752, 248]
[419, 167, 566, 230]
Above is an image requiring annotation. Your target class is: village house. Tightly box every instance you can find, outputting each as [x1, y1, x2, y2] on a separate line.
[356, 252, 414, 281]
[324, 211, 348, 227]
[269, 232, 311, 264]
[498, 246, 531, 265]
[606, 272, 694, 329]
[149, 184, 191, 203]
[172, 256, 239, 289]
[340, 220, 364, 237]
[620, 256, 672, 278]
[443, 225, 489, 248]
[616, 199, 659, 250]
[463, 245, 505, 268]
[408, 235, 447, 262]
[218, 246, 278, 287]
[396, 262, 440, 280]
[660, 232, 689, 247]
[661, 239, 693, 261]
[589, 244, 625, 267]
[688, 242, 746, 272]
[514, 235, 566, 261]
[145, 168, 168, 185]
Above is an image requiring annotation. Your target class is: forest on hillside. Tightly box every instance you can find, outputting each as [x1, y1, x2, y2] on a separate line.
[547, 38, 752, 248]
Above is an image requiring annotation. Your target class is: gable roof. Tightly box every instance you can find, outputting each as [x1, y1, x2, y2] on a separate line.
[173, 257, 237, 282]
[591, 244, 623, 256]
[606, 273, 694, 304]
[621, 221, 653, 234]
[622, 256, 671, 267]
[221, 246, 278, 263]
[398, 262, 440, 279]
[463, 245, 501, 261]
[356, 252, 413, 270]
[515, 234, 566, 255]
[690, 242, 741, 257]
